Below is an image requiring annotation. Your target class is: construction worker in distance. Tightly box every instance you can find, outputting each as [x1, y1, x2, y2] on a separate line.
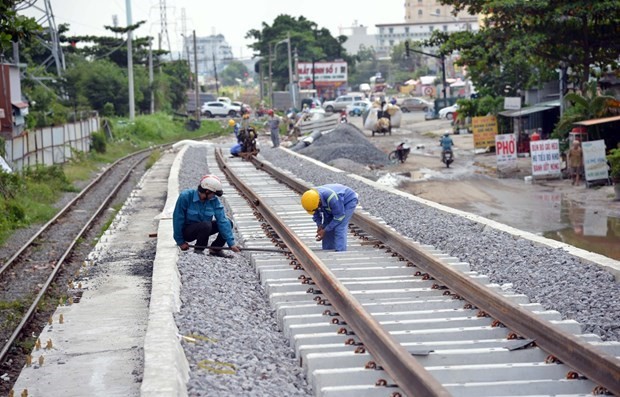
[229, 119, 243, 157]
[301, 184, 359, 252]
[173, 174, 241, 257]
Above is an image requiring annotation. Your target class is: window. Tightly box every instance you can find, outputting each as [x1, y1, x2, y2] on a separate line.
[443, 25, 448, 31]
[429, 26, 434, 31]
[405, 27, 410, 33]
[436, 9, 441, 15]
[389, 27, 393, 34]
[418, 9, 423, 16]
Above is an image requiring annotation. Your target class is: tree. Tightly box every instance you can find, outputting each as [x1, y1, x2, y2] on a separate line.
[554, 82, 616, 139]
[0, 0, 40, 54]
[437, 0, 620, 93]
[246, 15, 351, 91]
[219, 61, 249, 86]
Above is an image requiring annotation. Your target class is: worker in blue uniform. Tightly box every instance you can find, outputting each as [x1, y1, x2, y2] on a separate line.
[300, 184, 359, 251]
[173, 174, 241, 257]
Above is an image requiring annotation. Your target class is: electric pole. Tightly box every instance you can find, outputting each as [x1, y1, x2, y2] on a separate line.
[126, 0, 135, 120]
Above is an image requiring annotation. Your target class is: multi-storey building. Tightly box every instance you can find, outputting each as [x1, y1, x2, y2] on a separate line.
[183, 34, 234, 85]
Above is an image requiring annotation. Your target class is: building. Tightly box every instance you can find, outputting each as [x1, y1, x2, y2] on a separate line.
[339, 22, 376, 55]
[183, 34, 234, 85]
[375, 2, 479, 58]
[0, 63, 29, 139]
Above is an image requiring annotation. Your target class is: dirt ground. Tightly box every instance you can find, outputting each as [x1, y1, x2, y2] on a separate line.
[345, 113, 620, 236]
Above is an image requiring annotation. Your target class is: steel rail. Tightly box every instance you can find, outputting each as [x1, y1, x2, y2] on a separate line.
[0, 153, 150, 364]
[217, 150, 452, 397]
[249, 154, 620, 395]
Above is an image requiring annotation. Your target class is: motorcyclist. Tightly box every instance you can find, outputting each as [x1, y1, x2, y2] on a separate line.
[439, 131, 454, 162]
[396, 142, 411, 163]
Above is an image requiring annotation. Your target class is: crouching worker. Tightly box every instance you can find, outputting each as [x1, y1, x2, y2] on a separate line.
[301, 184, 359, 251]
[173, 174, 241, 258]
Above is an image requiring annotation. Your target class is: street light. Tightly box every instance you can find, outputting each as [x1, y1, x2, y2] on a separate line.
[406, 42, 447, 104]
[269, 34, 296, 109]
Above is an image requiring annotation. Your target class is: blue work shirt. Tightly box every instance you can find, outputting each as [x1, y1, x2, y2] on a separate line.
[172, 189, 235, 247]
[312, 184, 358, 232]
[440, 136, 454, 151]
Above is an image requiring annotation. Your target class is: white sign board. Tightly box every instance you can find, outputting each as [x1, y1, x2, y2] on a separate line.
[530, 139, 561, 177]
[504, 97, 522, 110]
[495, 134, 517, 171]
[0, 108, 5, 118]
[297, 62, 348, 83]
[582, 140, 609, 182]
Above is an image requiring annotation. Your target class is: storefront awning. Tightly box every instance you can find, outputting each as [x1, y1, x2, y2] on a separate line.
[499, 103, 560, 117]
[11, 101, 28, 109]
[574, 115, 620, 127]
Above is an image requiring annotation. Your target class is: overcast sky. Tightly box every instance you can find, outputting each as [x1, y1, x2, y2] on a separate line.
[24, 0, 404, 59]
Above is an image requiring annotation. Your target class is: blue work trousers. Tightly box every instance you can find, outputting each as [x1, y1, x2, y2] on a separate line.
[321, 200, 357, 251]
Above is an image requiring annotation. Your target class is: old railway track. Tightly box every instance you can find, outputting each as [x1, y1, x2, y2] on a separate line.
[0, 148, 155, 389]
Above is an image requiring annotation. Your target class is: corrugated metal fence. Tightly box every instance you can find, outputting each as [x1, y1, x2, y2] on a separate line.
[3, 116, 99, 171]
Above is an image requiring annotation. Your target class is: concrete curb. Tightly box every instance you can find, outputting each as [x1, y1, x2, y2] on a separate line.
[141, 146, 189, 396]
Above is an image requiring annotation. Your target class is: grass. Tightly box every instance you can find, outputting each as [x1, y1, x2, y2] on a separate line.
[0, 112, 227, 246]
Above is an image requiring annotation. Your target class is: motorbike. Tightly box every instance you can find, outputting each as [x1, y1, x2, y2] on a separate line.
[339, 110, 348, 123]
[388, 142, 411, 164]
[442, 149, 454, 168]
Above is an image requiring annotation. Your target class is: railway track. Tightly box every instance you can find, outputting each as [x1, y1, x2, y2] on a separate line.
[212, 148, 620, 396]
[0, 148, 154, 381]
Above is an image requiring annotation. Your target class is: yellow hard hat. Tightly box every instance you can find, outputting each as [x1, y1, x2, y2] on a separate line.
[228, 119, 235, 127]
[301, 189, 320, 215]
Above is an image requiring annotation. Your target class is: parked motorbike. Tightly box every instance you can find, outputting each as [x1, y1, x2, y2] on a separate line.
[442, 149, 454, 168]
[388, 142, 411, 164]
[339, 110, 348, 123]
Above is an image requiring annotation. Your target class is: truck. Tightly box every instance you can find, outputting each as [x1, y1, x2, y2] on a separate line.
[272, 90, 318, 111]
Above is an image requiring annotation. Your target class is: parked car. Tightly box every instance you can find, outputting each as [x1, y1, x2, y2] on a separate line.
[399, 97, 433, 113]
[232, 101, 252, 115]
[322, 94, 365, 113]
[438, 104, 459, 120]
[201, 101, 238, 118]
[346, 100, 372, 116]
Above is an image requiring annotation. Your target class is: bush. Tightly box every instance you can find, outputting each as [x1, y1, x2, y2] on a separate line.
[102, 102, 115, 117]
[91, 131, 107, 153]
[607, 148, 620, 181]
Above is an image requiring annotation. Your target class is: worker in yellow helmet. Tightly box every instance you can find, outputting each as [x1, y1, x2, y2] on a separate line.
[301, 184, 358, 251]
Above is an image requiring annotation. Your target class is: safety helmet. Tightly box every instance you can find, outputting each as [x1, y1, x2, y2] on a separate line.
[301, 189, 320, 215]
[267, 109, 274, 116]
[402, 143, 410, 150]
[444, 130, 450, 137]
[228, 119, 235, 127]
[199, 174, 223, 196]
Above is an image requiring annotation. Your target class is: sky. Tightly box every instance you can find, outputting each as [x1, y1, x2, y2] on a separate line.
[22, 0, 404, 59]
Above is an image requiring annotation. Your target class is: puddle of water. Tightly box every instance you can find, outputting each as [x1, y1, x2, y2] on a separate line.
[543, 199, 620, 260]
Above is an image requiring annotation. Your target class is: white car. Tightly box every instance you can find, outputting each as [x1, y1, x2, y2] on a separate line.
[201, 101, 239, 118]
[438, 104, 458, 120]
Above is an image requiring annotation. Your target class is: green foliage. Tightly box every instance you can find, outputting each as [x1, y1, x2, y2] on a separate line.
[220, 61, 249, 86]
[247, 15, 352, 91]
[553, 82, 616, 139]
[607, 149, 620, 180]
[102, 102, 115, 117]
[0, 1, 41, 53]
[438, 0, 620, 94]
[90, 132, 107, 154]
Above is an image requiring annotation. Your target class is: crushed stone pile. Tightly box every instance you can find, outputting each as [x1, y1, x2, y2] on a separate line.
[293, 123, 390, 167]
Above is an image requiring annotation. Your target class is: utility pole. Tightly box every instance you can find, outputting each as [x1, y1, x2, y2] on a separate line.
[268, 45, 273, 107]
[286, 32, 296, 109]
[149, 42, 154, 114]
[406, 42, 447, 105]
[126, 0, 135, 120]
[193, 30, 200, 123]
[213, 53, 219, 95]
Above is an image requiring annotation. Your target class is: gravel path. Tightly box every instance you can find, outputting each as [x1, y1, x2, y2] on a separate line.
[174, 146, 311, 397]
